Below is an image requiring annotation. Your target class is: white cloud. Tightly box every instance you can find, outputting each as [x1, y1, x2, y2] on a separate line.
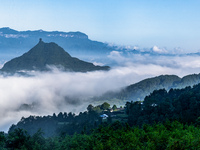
[152, 45, 167, 53]
[107, 51, 126, 64]
[93, 62, 104, 66]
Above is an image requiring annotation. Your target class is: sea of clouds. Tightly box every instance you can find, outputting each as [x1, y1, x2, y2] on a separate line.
[1, 49, 200, 132]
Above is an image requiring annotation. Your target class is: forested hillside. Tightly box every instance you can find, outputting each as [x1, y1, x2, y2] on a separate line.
[97, 74, 200, 104]
[125, 84, 200, 126]
[2, 83, 200, 149]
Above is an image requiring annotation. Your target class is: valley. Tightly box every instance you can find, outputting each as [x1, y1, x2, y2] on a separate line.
[0, 28, 200, 149]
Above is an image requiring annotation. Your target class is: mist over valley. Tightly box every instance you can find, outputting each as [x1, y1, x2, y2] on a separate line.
[1, 29, 200, 132]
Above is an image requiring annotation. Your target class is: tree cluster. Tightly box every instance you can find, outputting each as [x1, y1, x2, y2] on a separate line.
[9, 102, 113, 138]
[2, 121, 200, 149]
[126, 84, 200, 126]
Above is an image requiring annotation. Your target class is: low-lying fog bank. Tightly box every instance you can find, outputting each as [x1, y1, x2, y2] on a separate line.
[1, 53, 200, 132]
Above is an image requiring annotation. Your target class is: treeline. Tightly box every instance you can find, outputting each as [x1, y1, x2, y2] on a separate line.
[126, 84, 200, 126]
[9, 102, 113, 137]
[1, 121, 200, 149]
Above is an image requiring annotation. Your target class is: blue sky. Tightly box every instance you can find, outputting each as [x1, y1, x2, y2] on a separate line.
[0, 0, 200, 52]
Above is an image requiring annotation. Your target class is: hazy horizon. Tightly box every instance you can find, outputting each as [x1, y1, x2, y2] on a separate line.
[1, 0, 200, 52]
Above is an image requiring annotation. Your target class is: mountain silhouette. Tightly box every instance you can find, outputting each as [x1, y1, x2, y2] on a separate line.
[1, 39, 110, 72]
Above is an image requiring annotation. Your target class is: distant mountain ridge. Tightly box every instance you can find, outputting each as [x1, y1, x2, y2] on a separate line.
[1, 39, 110, 73]
[0, 27, 112, 57]
[2, 27, 200, 67]
[0, 27, 88, 39]
[97, 74, 200, 104]
[122, 74, 200, 100]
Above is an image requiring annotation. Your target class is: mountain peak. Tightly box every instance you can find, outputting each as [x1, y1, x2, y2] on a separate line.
[1, 40, 110, 73]
[0, 27, 18, 34]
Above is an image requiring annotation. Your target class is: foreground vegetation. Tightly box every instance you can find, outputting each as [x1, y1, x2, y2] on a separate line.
[1, 121, 200, 149]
